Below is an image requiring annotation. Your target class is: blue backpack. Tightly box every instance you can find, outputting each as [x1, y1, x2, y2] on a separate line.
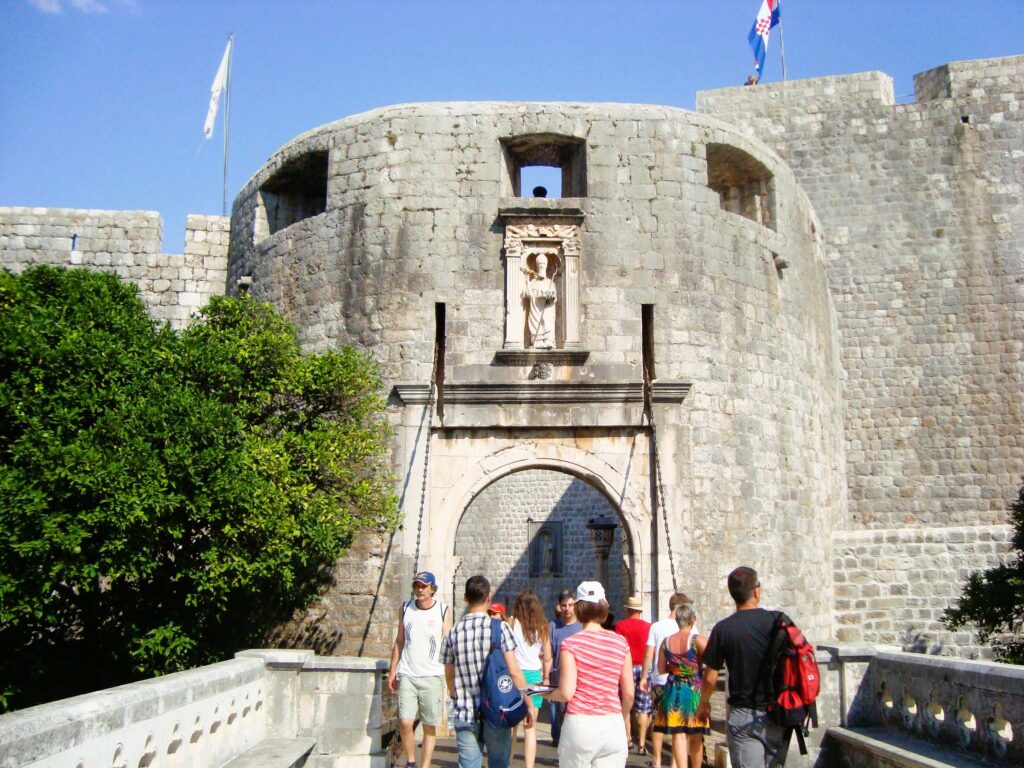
[478, 618, 528, 728]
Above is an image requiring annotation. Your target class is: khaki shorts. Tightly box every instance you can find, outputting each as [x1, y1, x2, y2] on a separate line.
[398, 675, 445, 726]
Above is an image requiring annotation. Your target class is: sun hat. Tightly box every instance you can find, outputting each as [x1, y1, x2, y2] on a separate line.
[624, 595, 643, 611]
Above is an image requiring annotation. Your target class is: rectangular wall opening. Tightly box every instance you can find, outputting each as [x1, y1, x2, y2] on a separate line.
[706, 143, 775, 230]
[520, 166, 563, 198]
[434, 303, 446, 419]
[501, 134, 586, 198]
[642, 304, 656, 383]
[258, 150, 329, 237]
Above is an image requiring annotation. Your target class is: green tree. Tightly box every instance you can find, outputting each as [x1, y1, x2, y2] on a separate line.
[943, 480, 1024, 663]
[0, 266, 397, 711]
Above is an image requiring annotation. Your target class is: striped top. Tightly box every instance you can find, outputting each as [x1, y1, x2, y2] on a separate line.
[561, 628, 629, 715]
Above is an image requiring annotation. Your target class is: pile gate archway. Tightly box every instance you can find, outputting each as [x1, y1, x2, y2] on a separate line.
[452, 466, 636, 619]
[392, 425, 674, 618]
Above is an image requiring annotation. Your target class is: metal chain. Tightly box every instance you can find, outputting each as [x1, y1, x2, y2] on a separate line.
[412, 353, 438, 575]
[643, 376, 680, 594]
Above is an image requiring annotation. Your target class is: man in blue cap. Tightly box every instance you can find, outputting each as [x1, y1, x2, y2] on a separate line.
[388, 570, 452, 768]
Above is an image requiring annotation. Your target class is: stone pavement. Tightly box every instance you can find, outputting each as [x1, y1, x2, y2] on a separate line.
[425, 709, 728, 768]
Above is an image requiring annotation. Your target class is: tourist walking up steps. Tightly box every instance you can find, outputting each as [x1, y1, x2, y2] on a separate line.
[509, 589, 552, 768]
[696, 567, 789, 768]
[547, 588, 582, 747]
[542, 581, 635, 768]
[442, 574, 532, 768]
[639, 592, 696, 768]
[653, 603, 710, 768]
[387, 570, 452, 768]
[614, 595, 652, 754]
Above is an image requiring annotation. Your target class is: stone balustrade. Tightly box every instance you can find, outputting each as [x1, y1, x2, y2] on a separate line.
[820, 646, 1023, 767]
[0, 650, 389, 768]
[3, 643, 1020, 768]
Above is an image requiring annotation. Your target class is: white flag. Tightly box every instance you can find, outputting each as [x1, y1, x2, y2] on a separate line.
[203, 39, 232, 139]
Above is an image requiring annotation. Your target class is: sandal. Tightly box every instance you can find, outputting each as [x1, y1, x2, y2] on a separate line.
[637, 746, 648, 756]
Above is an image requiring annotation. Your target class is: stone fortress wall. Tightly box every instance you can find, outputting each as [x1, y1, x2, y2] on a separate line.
[698, 54, 1023, 655]
[0, 207, 229, 328]
[0, 54, 1019, 662]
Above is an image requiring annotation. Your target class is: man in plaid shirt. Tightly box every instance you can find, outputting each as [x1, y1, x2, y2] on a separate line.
[441, 574, 533, 768]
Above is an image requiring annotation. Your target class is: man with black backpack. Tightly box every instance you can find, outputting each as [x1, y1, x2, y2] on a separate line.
[442, 574, 533, 768]
[695, 567, 789, 767]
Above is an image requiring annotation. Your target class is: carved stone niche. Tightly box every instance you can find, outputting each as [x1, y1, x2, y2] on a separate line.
[498, 207, 584, 361]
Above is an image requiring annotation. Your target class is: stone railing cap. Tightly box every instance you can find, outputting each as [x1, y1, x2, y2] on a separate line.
[817, 642, 897, 661]
[302, 656, 389, 672]
[235, 648, 314, 669]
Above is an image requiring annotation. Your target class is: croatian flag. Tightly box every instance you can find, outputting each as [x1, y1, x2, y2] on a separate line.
[748, 0, 780, 75]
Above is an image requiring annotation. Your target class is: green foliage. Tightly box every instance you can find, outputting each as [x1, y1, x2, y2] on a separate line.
[942, 480, 1024, 663]
[0, 267, 397, 711]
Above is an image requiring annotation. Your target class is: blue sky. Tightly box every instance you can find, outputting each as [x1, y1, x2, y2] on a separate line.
[1, 0, 1021, 253]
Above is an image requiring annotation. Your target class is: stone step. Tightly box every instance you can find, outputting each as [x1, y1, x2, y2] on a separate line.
[827, 727, 996, 768]
[220, 737, 317, 768]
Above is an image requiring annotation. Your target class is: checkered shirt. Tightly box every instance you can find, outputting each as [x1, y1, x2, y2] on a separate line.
[440, 611, 517, 723]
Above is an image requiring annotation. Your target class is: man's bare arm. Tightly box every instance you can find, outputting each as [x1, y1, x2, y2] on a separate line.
[445, 662, 456, 701]
[639, 645, 654, 691]
[695, 667, 718, 723]
[387, 613, 406, 693]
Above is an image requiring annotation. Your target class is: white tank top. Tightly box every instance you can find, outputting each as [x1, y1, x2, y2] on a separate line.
[396, 599, 448, 677]
[512, 618, 543, 671]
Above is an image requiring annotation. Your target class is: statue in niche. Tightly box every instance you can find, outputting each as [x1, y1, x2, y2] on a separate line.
[540, 530, 555, 573]
[522, 252, 560, 349]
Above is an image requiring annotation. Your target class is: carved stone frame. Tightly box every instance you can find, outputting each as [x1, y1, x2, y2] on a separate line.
[501, 216, 583, 351]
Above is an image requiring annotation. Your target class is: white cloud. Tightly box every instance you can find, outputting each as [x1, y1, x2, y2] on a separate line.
[27, 0, 64, 13]
[27, 0, 140, 13]
[69, 0, 110, 12]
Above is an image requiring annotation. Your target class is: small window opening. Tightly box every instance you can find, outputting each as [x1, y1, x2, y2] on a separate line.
[258, 150, 329, 236]
[641, 304, 656, 383]
[961, 115, 970, 124]
[434, 303, 446, 419]
[521, 167, 562, 198]
[502, 134, 586, 198]
[707, 143, 775, 230]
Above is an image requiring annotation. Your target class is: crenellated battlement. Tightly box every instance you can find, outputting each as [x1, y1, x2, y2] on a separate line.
[0, 207, 228, 328]
[914, 54, 1024, 101]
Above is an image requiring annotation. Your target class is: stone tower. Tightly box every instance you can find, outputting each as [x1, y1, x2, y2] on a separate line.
[227, 102, 845, 650]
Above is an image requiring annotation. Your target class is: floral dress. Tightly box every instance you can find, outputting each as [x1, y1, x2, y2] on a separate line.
[652, 636, 710, 734]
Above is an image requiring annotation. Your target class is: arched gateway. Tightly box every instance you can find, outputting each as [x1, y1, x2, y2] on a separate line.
[444, 449, 647, 617]
[454, 468, 633, 620]
[387, 403, 679, 617]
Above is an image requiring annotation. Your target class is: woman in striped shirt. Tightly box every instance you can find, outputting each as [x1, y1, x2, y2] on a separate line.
[544, 581, 635, 768]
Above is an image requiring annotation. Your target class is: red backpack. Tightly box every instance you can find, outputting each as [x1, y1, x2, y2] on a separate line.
[761, 613, 820, 755]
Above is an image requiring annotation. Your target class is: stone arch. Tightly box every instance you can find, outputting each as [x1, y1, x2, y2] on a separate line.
[430, 442, 651, 613]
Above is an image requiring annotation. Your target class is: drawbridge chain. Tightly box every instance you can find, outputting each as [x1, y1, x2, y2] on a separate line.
[644, 375, 680, 595]
[412, 349, 438, 575]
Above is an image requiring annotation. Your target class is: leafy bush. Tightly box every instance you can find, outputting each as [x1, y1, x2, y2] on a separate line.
[0, 266, 397, 710]
[943, 480, 1024, 663]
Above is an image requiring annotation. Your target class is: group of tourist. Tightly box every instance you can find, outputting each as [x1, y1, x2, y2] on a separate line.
[387, 567, 792, 768]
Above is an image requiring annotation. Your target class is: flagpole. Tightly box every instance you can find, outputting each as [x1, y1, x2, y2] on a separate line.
[222, 33, 233, 217]
[777, 4, 788, 82]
